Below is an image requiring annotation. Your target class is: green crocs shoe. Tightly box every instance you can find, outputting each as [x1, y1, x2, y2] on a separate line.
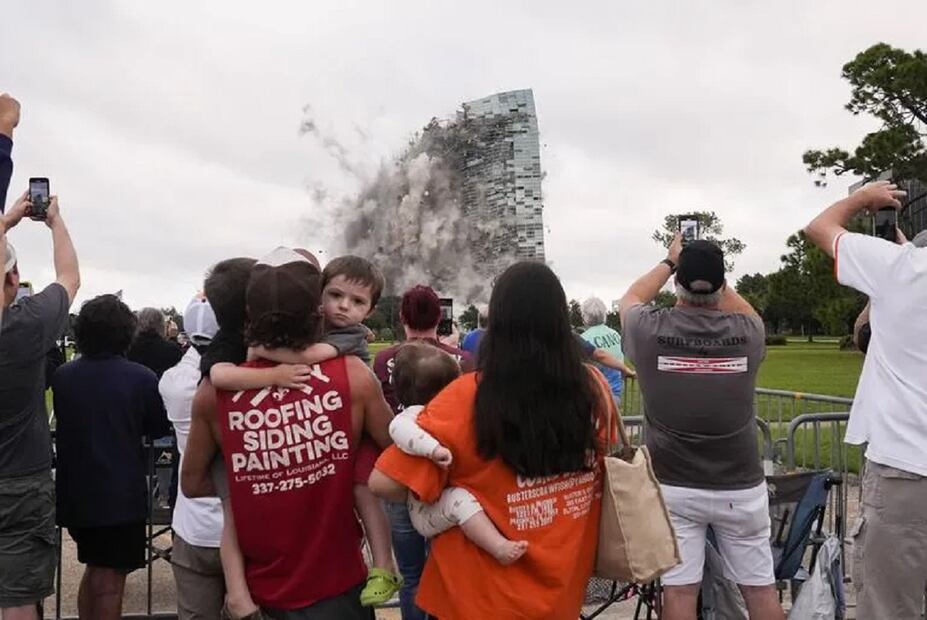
[359, 567, 403, 607]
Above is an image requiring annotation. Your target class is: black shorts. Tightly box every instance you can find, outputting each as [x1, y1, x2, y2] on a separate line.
[69, 522, 146, 572]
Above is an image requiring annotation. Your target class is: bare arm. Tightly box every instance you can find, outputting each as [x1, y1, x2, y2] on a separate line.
[592, 348, 635, 377]
[347, 355, 393, 449]
[210, 361, 311, 390]
[46, 200, 80, 304]
[368, 469, 408, 503]
[182, 380, 220, 498]
[804, 181, 905, 258]
[620, 233, 681, 327]
[250, 343, 338, 364]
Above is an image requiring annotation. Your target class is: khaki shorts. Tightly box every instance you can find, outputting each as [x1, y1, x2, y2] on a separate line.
[852, 461, 927, 620]
[0, 471, 57, 607]
[171, 535, 224, 620]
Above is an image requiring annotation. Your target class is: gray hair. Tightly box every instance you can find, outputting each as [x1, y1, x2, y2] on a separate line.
[136, 307, 166, 336]
[675, 280, 723, 308]
[913, 230, 927, 248]
[581, 297, 608, 327]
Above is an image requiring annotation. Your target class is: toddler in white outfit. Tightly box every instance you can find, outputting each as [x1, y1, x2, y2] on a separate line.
[390, 342, 528, 565]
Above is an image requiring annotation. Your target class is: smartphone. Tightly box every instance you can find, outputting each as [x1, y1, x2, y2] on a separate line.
[873, 207, 897, 242]
[438, 298, 454, 337]
[28, 178, 50, 220]
[15, 282, 33, 304]
[678, 215, 700, 247]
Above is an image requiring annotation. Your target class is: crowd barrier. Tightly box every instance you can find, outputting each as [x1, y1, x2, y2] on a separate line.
[45, 384, 858, 619]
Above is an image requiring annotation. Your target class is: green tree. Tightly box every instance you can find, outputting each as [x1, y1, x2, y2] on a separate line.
[569, 299, 584, 329]
[735, 273, 769, 317]
[652, 290, 677, 309]
[459, 304, 479, 332]
[803, 43, 927, 185]
[652, 212, 745, 271]
[370, 295, 403, 339]
[766, 232, 866, 340]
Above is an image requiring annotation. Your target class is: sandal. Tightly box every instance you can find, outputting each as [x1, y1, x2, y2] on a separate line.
[359, 567, 403, 607]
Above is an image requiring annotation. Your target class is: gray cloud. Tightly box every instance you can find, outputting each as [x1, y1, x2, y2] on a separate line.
[0, 0, 924, 312]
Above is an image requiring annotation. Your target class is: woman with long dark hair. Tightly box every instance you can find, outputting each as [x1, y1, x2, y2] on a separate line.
[371, 261, 617, 620]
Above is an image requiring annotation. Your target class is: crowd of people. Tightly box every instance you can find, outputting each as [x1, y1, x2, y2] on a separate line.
[1, 90, 926, 620]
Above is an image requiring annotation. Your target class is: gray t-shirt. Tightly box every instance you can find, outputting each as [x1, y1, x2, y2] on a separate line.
[623, 304, 766, 490]
[325, 324, 370, 363]
[0, 283, 69, 478]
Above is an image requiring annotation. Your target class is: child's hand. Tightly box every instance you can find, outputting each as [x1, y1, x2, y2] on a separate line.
[272, 363, 312, 389]
[623, 368, 637, 379]
[431, 446, 453, 467]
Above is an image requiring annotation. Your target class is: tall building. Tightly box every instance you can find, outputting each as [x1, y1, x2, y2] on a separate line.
[457, 89, 545, 272]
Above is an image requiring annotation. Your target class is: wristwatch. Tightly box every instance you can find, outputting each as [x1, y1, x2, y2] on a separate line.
[660, 258, 677, 274]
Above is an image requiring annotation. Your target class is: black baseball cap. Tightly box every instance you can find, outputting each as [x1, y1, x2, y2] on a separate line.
[677, 240, 725, 294]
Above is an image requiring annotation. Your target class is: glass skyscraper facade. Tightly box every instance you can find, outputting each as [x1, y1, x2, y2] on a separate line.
[457, 89, 546, 272]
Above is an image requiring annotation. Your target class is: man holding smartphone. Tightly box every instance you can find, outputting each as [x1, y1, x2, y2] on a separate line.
[620, 234, 781, 620]
[805, 180, 927, 619]
[0, 185, 80, 617]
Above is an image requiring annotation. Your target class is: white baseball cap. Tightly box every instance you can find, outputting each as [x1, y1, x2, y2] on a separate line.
[4, 242, 16, 273]
[183, 295, 219, 345]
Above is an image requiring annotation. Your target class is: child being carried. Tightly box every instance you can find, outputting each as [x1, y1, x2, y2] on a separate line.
[390, 341, 529, 565]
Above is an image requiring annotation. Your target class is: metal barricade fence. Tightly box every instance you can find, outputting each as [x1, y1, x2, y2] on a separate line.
[621, 381, 858, 544]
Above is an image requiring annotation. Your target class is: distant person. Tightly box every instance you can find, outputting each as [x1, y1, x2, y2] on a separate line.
[159, 295, 224, 620]
[129, 307, 183, 378]
[53, 295, 169, 620]
[460, 304, 488, 355]
[580, 296, 635, 403]
[372, 285, 473, 620]
[805, 180, 927, 619]
[620, 235, 781, 620]
[438, 320, 461, 349]
[0, 188, 79, 620]
[371, 261, 617, 619]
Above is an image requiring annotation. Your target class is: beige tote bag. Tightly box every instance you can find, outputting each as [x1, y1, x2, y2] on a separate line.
[594, 383, 680, 583]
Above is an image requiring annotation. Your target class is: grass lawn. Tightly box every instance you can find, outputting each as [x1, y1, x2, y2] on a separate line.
[757, 340, 863, 398]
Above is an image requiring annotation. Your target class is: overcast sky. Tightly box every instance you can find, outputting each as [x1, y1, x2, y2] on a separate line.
[2, 1, 924, 313]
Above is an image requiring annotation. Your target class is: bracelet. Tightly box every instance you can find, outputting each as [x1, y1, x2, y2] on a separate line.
[660, 258, 677, 274]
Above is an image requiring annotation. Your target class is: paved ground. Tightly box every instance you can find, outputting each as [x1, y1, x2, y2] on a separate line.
[44, 478, 862, 619]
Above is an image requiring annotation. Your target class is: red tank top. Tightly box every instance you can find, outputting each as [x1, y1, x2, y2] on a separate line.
[217, 357, 365, 610]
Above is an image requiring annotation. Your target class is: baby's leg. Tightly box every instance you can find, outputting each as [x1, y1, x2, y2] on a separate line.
[354, 484, 397, 573]
[411, 487, 528, 565]
[220, 498, 260, 618]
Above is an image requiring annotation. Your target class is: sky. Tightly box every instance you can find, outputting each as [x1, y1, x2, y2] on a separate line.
[2, 1, 924, 314]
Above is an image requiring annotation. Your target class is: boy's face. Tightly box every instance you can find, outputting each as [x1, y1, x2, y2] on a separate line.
[322, 275, 374, 329]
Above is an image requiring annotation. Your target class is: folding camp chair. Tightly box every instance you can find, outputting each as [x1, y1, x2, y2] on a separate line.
[698, 469, 845, 619]
[767, 469, 843, 590]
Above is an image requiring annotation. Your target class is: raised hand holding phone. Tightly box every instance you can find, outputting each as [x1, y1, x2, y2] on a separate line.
[28, 178, 50, 221]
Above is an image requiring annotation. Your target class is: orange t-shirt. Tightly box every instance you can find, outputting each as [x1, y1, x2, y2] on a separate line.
[374, 369, 617, 620]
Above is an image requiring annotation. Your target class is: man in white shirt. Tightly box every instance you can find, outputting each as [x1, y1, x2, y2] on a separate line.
[805, 180, 927, 619]
[159, 295, 224, 620]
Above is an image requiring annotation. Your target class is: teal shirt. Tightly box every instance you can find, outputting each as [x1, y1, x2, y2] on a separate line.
[581, 324, 624, 397]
